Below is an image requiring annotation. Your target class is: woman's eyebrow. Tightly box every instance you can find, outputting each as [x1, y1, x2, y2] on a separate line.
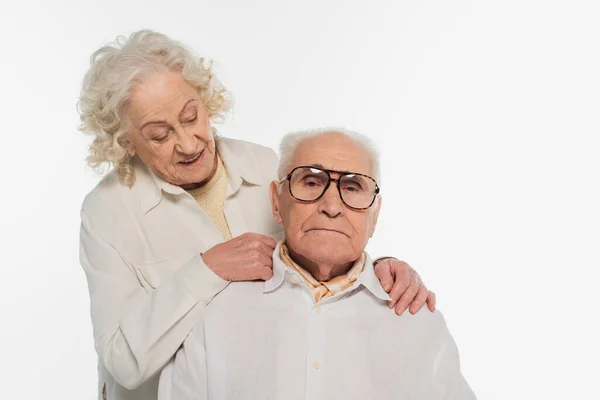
[140, 99, 197, 130]
[177, 99, 197, 119]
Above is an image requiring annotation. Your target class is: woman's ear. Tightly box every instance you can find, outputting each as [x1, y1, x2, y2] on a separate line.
[123, 137, 136, 157]
[269, 181, 283, 224]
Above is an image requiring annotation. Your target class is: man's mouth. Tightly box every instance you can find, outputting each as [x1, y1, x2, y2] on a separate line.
[307, 228, 348, 236]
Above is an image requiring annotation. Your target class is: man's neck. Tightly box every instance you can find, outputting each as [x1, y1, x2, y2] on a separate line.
[286, 246, 353, 281]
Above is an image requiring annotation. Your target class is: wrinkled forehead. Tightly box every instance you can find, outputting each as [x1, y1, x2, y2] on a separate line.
[127, 72, 199, 122]
[291, 133, 374, 177]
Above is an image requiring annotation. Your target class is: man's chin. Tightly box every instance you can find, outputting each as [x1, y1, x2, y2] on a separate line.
[296, 236, 354, 263]
[303, 231, 350, 245]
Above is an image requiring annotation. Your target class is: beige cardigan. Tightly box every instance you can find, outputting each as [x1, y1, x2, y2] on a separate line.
[79, 137, 283, 400]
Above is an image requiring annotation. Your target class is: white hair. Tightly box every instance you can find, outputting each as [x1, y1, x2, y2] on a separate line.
[277, 127, 381, 184]
[77, 30, 232, 186]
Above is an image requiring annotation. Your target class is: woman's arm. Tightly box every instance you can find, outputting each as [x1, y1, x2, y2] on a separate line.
[80, 210, 228, 390]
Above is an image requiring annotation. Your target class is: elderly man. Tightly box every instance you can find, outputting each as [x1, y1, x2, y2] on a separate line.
[158, 128, 476, 400]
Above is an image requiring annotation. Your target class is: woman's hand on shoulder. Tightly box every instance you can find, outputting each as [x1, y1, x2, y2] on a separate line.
[202, 233, 276, 281]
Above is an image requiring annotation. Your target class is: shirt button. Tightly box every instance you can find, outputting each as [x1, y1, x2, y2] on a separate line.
[313, 361, 321, 370]
[291, 275, 299, 284]
[314, 306, 321, 314]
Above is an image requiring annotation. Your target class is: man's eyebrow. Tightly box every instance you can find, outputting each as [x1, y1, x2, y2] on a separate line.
[306, 164, 359, 176]
[140, 99, 197, 130]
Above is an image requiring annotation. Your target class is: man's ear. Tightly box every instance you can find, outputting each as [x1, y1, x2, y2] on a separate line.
[369, 196, 382, 238]
[269, 181, 283, 224]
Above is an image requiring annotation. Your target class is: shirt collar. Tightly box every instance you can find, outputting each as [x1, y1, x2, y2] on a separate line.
[133, 158, 183, 214]
[134, 136, 265, 214]
[354, 254, 393, 302]
[264, 241, 290, 293]
[216, 136, 263, 194]
[264, 241, 392, 302]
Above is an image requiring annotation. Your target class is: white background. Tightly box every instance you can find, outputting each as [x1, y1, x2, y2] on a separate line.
[1, 0, 599, 399]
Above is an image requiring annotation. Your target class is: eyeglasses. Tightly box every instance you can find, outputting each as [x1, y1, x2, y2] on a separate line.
[280, 166, 380, 210]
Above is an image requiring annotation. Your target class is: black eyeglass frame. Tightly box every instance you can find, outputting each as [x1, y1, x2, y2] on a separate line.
[280, 165, 380, 211]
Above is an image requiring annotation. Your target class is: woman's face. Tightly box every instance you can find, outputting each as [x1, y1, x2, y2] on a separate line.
[125, 71, 217, 189]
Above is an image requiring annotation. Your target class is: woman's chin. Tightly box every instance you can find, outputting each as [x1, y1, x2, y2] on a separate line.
[175, 159, 215, 188]
[177, 172, 211, 190]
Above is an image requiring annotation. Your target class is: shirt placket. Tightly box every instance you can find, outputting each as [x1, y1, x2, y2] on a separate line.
[305, 298, 327, 400]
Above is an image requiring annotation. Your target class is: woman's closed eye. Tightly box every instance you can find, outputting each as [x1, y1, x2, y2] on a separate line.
[153, 134, 169, 142]
[181, 109, 198, 124]
[183, 115, 198, 124]
[150, 127, 171, 142]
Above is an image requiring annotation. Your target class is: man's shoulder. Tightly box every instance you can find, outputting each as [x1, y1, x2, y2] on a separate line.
[209, 280, 266, 304]
[353, 288, 450, 337]
[378, 306, 452, 344]
[203, 280, 269, 322]
[400, 308, 448, 329]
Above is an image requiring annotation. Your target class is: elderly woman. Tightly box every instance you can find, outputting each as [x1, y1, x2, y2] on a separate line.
[78, 30, 436, 400]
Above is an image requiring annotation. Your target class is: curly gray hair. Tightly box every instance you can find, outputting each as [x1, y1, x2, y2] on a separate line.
[77, 30, 233, 186]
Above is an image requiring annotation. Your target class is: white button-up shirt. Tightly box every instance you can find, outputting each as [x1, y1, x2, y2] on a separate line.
[158, 242, 476, 400]
[80, 137, 283, 400]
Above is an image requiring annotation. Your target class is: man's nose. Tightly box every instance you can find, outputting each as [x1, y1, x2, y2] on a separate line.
[318, 182, 343, 218]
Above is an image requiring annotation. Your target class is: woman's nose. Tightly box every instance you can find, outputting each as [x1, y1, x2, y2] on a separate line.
[174, 124, 198, 155]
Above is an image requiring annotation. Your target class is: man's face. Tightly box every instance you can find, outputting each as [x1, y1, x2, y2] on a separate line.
[270, 132, 381, 267]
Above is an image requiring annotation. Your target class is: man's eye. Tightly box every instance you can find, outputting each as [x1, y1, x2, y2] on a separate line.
[304, 179, 322, 187]
[342, 182, 363, 192]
